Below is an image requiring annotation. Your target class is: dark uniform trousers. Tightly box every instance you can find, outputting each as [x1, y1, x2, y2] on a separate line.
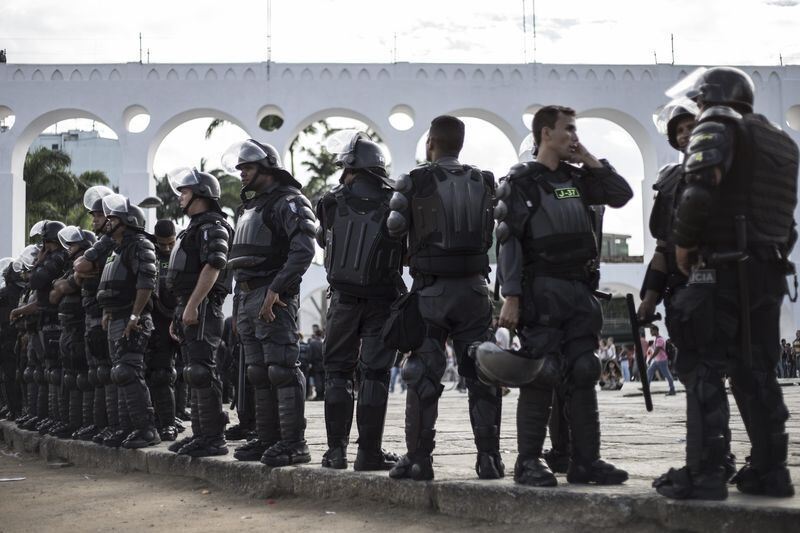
[669, 258, 788, 474]
[517, 276, 604, 466]
[174, 300, 225, 438]
[237, 284, 305, 445]
[323, 290, 396, 450]
[402, 274, 500, 457]
[85, 319, 111, 430]
[107, 315, 155, 431]
[0, 331, 22, 416]
[147, 311, 178, 429]
[58, 317, 87, 429]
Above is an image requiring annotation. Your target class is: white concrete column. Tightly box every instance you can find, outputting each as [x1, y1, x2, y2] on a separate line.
[382, 125, 426, 178]
[0, 137, 26, 257]
[117, 132, 156, 230]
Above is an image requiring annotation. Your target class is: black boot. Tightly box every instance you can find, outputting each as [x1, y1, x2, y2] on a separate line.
[322, 376, 354, 469]
[235, 387, 279, 461]
[177, 435, 228, 457]
[566, 387, 627, 485]
[513, 386, 556, 486]
[122, 426, 162, 449]
[262, 376, 310, 467]
[354, 376, 397, 471]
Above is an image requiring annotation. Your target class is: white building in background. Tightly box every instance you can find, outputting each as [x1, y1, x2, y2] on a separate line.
[29, 129, 121, 185]
[1, 61, 799, 337]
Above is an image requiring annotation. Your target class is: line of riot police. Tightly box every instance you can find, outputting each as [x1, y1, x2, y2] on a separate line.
[0, 65, 795, 501]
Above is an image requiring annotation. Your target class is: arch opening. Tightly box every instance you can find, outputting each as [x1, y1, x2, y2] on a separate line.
[0, 106, 16, 132]
[389, 104, 415, 131]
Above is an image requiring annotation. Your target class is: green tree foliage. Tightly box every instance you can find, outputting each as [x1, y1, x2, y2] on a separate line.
[24, 147, 110, 242]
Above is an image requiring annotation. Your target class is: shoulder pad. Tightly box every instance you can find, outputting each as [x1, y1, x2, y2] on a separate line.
[496, 180, 511, 200]
[389, 191, 408, 211]
[508, 162, 534, 179]
[480, 169, 496, 185]
[203, 222, 230, 240]
[653, 163, 682, 190]
[698, 105, 742, 124]
[684, 120, 731, 174]
[136, 237, 156, 253]
[395, 173, 413, 193]
[494, 200, 509, 221]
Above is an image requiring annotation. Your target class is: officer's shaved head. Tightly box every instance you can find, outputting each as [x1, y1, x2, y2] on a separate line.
[428, 115, 465, 156]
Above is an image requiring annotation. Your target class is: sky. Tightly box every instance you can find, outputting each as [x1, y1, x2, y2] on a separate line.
[4, 0, 798, 255]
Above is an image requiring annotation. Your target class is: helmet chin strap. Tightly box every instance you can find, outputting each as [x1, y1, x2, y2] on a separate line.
[181, 193, 198, 215]
[104, 219, 121, 236]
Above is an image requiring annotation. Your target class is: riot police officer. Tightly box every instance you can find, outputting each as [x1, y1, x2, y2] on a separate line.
[148, 219, 181, 441]
[48, 226, 96, 438]
[222, 140, 316, 466]
[72, 185, 116, 441]
[386, 115, 503, 481]
[93, 194, 160, 448]
[316, 130, 403, 471]
[638, 100, 697, 323]
[165, 169, 233, 457]
[11, 221, 69, 435]
[654, 67, 798, 500]
[13, 245, 41, 430]
[0, 257, 25, 420]
[494, 105, 632, 487]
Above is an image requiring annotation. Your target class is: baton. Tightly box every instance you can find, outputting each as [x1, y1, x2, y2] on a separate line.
[626, 293, 653, 412]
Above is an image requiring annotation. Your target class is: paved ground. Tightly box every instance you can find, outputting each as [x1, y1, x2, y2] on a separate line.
[2, 378, 799, 532]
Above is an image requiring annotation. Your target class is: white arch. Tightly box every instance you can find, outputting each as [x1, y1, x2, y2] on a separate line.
[280, 107, 388, 158]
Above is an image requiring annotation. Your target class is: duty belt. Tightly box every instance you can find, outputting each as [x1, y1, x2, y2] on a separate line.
[237, 277, 271, 293]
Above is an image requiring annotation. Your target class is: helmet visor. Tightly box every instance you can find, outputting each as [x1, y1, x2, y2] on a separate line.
[17, 244, 40, 270]
[29, 220, 46, 238]
[221, 140, 269, 175]
[102, 193, 129, 217]
[0, 257, 12, 286]
[518, 133, 535, 163]
[665, 67, 708, 100]
[57, 225, 84, 249]
[653, 97, 699, 135]
[167, 167, 200, 196]
[83, 185, 115, 211]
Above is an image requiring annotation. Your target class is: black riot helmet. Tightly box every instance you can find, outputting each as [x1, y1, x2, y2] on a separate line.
[168, 167, 223, 213]
[468, 341, 546, 388]
[654, 98, 699, 151]
[102, 193, 146, 231]
[686, 67, 754, 113]
[83, 185, 115, 214]
[57, 225, 96, 255]
[222, 139, 302, 190]
[324, 130, 392, 185]
[29, 220, 66, 243]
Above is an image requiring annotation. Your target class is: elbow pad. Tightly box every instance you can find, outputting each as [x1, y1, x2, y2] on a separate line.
[672, 184, 714, 248]
[84, 235, 115, 263]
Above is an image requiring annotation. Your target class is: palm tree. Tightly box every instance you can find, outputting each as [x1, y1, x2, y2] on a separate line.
[24, 147, 110, 241]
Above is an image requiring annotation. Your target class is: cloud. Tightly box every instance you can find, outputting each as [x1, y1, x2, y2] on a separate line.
[765, 0, 798, 5]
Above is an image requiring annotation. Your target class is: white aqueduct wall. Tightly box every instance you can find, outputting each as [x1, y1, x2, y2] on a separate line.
[1, 62, 799, 335]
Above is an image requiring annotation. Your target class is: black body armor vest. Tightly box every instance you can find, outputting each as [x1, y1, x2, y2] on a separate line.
[228, 189, 293, 273]
[323, 186, 403, 298]
[705, 113, 799, 251]
[167, 211, 232, 299]
[408, 165, 493, 276]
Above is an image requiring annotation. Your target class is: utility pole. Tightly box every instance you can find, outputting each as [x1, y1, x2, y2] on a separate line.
[532, 0, 538, 63]
[266, 0, 272, 80]
[147, 48, 150, 64]
[139, 32, 143, 64]
[671, 33, 675, 65]
[522, 0, 528, 63]
[654, 51, 658, 65]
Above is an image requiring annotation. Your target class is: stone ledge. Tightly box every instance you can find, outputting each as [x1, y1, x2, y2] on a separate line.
[2, 420, 798, 532]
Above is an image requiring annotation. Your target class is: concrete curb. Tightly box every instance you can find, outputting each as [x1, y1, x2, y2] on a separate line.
[2, 420, 797, 532]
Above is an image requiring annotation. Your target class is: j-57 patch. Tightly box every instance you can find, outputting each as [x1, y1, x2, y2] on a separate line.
[554, 187, 580, 200]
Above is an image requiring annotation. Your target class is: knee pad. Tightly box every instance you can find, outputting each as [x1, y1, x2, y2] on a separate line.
[568, 353, 601, 388]
[87, 368, 98, 387]
[268, 364, 298, 388]
[325, 376, 354, 404]
[33, 368, 44, 384]
[110, 363, 137, 386]
[50, 368, 62, 386]
[402, 356, 441, 402]
[148, 367, 176, 387]
[246, 364, 270, 387]
[76, 373, 91, 391]
[358, 378, 389, 407]
[23, 367, 34, 384]
[62, 370, 76, 389]
[185, 364, 212, 388]
[96, 364, 111, 385]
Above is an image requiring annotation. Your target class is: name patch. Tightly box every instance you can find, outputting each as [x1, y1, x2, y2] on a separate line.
[554, 187, 580, 200]
[688, 269, 716, 285]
